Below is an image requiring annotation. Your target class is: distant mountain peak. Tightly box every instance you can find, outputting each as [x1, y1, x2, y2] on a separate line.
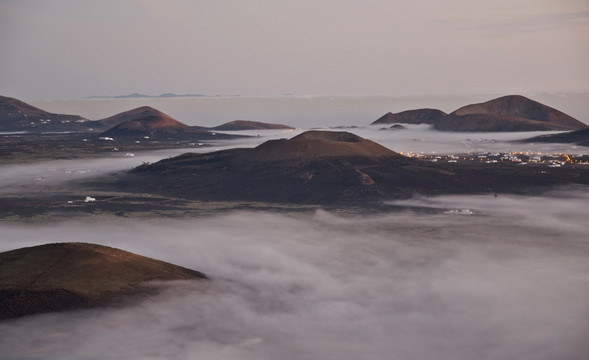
[87, 93, 206, 99]
[372, 95, 587, 132]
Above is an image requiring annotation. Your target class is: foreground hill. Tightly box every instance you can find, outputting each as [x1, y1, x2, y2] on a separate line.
[99, 107, 238, 140]
[372, 95, 587, 132]
[521, 128, 589, 147]
[0, 243, 207, 319]
[113, 130, 589, 204]
[0, 95, 95, 133]
[210, 120, 294, 131]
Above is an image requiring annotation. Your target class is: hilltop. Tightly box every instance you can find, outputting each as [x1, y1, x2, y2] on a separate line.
[99, 106, 238, 140]
[241, 130, 399, 161]
[0, 243, 207, 319]
[373, 109, 446, 125]
[0, 95, 94, 133]
[372, 95, 587, 132]
[96, 106, 174, 128]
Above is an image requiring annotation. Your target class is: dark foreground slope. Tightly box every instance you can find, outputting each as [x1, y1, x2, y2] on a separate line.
[372, 95, 587, 132]
[114, 131, 589, 204]
[0, 243, 207, 319]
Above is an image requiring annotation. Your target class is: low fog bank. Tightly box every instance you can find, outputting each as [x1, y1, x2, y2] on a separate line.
[356, 126, 587, 155]
[1, 189, 588, 359]
[0, 149, 191, 194]
[0, 131, 298, 194]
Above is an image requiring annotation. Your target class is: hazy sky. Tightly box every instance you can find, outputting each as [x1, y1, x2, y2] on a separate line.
[1, 0, 588, 99]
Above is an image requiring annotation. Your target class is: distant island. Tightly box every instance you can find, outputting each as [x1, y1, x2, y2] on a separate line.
[208, 120, 295, 131]
[86, 93, 208, 99]
[373, 95, 588, 132]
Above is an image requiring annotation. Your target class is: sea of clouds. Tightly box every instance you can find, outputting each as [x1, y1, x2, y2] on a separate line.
[1, 187, 588, 360]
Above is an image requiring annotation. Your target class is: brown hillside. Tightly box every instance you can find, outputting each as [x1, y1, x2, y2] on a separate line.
[97, 106, 175, 128]
[0, 242, 207, 319]
[99, 107, 205, 140]
[244, 130, 401, 161]
[448, 95, 586, 130]
[106, 115, 193, 133]
[0, 95, 49, 118]
[371, 95, 587, 132]
[372, 109, 447, 125]
[0, 95, 91, 132]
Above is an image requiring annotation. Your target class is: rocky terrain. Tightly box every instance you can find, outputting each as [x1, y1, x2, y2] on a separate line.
[111, 130, 589, 204]
[0, 243, 207, 319]
[372, 95, 588, 132]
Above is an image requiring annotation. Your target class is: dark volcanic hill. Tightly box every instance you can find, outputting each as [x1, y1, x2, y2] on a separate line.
[439, 95, 587, 131]
[372, 109, 447, 125]
[0, 242, 207, 319]
[99, 107, 237, 140]
[242, 130, 398, 161]
[113, 130, 589, 204]
[96, 106, 171, 128]
[372, 95, 587, 132]
[211, 120, 294, 131]
[0, 95, 95, 133]
[521, 128, 589, 147]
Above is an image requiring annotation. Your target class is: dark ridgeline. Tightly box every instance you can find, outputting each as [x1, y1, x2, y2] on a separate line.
[372, 95, 588, 132]
[0, 243, 207, 319]
[0, 96, 239, 140]
[374, 109, 447, 126]
[521, 128, 589, 147]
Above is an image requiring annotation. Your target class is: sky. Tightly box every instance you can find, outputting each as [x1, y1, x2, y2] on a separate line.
[1, 0, 588, 100]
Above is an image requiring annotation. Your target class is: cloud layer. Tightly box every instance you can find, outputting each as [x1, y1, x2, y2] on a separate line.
[1, 188, 588, 359]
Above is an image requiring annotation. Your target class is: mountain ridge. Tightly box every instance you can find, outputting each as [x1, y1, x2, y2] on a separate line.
[372, 95, 587, 131]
